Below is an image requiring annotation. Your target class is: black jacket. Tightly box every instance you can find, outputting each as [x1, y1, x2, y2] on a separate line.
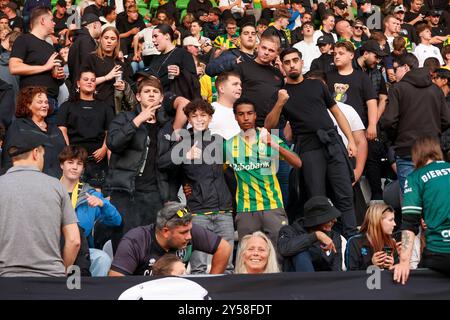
[2, 118, 66, 177]
[205, 48, 255, 77]
[105, 104, 171, 196]
[381, 68, 450, 157]
[0, 79, 15, 129]
[345, 233, 399, 271]
[158, 129, 233, 214]
[310, 54, 336, 74]
[68, 28, 97, 87]
[278, 218, 342, 271]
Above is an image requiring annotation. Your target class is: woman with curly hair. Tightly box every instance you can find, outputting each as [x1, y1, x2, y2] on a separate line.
[2, 86, 66, 177]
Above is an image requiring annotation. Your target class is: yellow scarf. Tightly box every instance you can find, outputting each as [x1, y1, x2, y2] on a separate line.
[61, 178, 83, 209]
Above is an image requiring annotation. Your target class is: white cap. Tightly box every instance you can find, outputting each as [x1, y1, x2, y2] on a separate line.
[183, 36, 201, 47]
[394, 5, 406, 13]
[118, 277, 210, 300]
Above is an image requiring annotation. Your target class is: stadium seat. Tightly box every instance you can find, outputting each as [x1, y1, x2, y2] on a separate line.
[102, 240, 114, 260]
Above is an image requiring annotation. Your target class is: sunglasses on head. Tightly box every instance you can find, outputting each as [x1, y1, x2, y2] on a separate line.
[168, 207, 190, 221]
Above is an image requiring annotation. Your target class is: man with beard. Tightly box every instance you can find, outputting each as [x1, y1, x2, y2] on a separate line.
[354, 40, 389, 201]
[265, 47, 358, 239]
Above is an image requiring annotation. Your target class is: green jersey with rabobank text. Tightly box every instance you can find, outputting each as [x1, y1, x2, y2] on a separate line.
[402, 161, 450, 253]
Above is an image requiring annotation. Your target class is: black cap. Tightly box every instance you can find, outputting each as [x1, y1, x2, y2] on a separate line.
[81, 13, 100, 26]
[316, 35, 334, 46]
[303, 196, 341, 228]
[334, 0, 348, 10]
[427, 9, 440, 17]
[56, 0, 67, 7]
[361, 39, 387, 57]
[7, 130, 52, 157]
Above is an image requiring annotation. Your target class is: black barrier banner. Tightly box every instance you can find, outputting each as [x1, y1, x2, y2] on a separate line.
[0, 269, 449, 301]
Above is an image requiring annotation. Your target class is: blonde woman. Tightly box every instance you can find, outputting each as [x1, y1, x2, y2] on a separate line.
[82, 27, 132, 109]
[235, 231, 280, 274]
[345, 204, 399, 270]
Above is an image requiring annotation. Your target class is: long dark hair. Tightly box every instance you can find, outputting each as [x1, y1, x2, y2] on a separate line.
[155, 23, 177, 41]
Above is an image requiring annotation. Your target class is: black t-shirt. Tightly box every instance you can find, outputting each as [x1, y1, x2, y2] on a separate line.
[134, 122, 158, 192]
[404, 11, 420, 23]
[235, 60, 284, 127]
[282, 79, 336, 152]
[116, 16, 146, 56]
[148, 47, 197, 93]
[54, 13, 69, 35]
[327, 69, 377, 126]
[82, 54, 132, 108]
[110, 223, 221, 276]
[10, 33, 60, 97]
[56, 99, 115, 154]
[9, 15, 23, 31]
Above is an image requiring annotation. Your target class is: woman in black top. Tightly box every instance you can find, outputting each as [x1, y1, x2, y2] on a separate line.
[57, 70, 115, 188]
[82, 27, 132, 110]
[2, 86, 66, 177]
[149, 23, 199, 97]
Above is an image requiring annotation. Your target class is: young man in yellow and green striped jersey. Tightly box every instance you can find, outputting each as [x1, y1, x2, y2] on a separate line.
[224, 97, 302, 248]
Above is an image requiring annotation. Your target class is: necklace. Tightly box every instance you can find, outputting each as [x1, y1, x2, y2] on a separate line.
[35, 121, 47, 130]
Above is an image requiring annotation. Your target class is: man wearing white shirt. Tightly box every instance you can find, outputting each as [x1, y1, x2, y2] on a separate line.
[313, 13, 338, 45]
[293, 22, 320, 74]
[413, 24, 444, 67]
[383, 15, 400, 52]
[209, 71, 242, 140]
[133, 25, 160, 67]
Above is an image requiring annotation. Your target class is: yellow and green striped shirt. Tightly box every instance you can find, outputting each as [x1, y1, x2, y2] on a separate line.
[224, 131, 285, 213]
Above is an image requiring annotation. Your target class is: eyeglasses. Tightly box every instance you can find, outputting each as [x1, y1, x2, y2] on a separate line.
[353, 26, 364, 30]
[167, 207, 191, 221]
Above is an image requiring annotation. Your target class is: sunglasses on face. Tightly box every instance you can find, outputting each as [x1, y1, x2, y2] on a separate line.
[354, 26, 364, 30]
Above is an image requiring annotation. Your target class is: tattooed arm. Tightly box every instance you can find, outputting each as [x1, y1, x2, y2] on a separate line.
[392, 230, 416, 285]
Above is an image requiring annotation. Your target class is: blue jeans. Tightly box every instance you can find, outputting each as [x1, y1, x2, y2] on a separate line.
[396, 157, 414, 193]
[131, 61, 145, 74]
[89, 248, 112, 277]
[291, 251, 315, 272]
[189, 212, 235, 274]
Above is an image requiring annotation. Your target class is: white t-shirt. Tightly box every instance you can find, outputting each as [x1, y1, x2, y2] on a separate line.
[293, 40, 321, 74]
[413, 43, 444, 67]
[328, 102, 365, 147]
[209, 102, 241, 140]
[219, 0, 245, 12]
[138, 27, 160, 56]
[266, 0, 284, 8]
